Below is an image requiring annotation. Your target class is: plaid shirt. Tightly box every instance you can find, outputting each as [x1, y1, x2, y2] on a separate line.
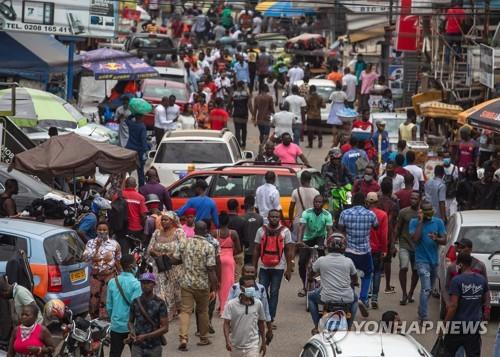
[339, 205, 378, 254]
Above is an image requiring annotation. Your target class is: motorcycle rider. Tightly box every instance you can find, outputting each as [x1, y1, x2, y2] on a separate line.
[307, 233, 365, 335]
[321, 148, 353, 189]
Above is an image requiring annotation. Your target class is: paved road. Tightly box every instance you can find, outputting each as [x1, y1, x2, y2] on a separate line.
[132, 122, 498, 356]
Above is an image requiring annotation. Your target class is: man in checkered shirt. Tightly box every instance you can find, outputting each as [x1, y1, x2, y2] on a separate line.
[339, 192, 378, 307]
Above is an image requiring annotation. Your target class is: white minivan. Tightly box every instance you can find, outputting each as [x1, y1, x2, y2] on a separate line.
[147, 129, 254, 187]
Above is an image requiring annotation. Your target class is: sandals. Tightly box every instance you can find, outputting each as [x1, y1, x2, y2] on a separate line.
[297, 289, 306, 297]
[384, 286, 396, 294]
[197, 339, 212, 346]
[178, 340, 188, 351]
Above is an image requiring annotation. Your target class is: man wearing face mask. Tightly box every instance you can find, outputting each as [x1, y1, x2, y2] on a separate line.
[321, 148, 353, 189]
[352, 166, 380, 197]
[409, 201, 446, 324]
[106, 255, 142, 357]
[378, 161, 405, 193]
[223, 276, 267, 357]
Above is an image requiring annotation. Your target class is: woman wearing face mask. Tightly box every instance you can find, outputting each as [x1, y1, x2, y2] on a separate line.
[9, 304, 55, 357]
[83, 221, 122, 319]
[147, 211, 186, 321]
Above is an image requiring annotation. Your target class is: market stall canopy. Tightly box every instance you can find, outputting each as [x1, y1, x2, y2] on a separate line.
[0, 32, 79, 82]
[80, 48, 158, 80]
[9, 133, 138, 177]
[0, 88, 87, 129]
[457, 98, 500, 132]
[255, 1, 316, 17]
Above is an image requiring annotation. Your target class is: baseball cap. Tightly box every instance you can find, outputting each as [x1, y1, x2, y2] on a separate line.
[366, 192, 379, 203]
[139, 272, 157, 284]
[454, 238, 473, 248]
[376, 119, 387, 126]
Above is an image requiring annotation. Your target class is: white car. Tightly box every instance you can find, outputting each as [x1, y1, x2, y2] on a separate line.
[300, 331, 431, 357]
[147, 129, 254, 187]
[295, 79, 336, 122]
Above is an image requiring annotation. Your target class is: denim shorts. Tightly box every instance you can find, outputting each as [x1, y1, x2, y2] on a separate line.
[399, 247, 416, 270]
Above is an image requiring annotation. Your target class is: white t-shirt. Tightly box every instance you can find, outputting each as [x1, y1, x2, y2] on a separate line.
[342, 73, 357, 102]
[252, 16, 263, 34]
[291, 186, 320, 220]
[164, 104, 180, 131]
[285, 94, 307, 124]
[178, 115, 196, 130]
[271, 111, 295, 139]
[405, 164, 425, 191]
[329, 90, 347, 103]
[255, 183, 282, 224]
[378, 173, 405, 193]
[154, 104, 167, 129]
[287, 67, 304, 86]
[222, 298, 266, 349]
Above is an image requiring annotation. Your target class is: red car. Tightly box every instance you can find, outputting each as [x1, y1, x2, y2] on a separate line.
[141, 79, 189, 129]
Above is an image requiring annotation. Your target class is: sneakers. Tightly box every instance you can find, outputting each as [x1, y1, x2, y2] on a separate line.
[358, 301, 369, 317]
[371, 301, 379, 310]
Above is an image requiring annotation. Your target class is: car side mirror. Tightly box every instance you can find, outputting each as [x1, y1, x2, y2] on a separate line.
[243, 151, 254, 160]
[148, 150, 156, 159]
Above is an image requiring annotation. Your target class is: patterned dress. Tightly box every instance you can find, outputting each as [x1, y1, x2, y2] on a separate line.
[147, 228, 185, 320]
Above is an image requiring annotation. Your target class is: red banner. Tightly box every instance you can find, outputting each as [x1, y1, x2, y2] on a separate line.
[122, 8, 141, 21]
[395, 0, 419, 52]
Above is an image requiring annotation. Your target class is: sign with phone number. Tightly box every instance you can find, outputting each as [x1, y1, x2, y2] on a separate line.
[0, 0, 118, 38]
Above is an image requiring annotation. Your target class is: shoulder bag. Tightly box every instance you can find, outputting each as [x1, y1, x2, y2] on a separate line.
[136, 297, 167, 346]
[114, 276, 131, 306]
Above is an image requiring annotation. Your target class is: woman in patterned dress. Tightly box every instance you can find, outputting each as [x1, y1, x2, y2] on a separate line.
[147, 211, 185, 320]
[82, 221, 121, 319]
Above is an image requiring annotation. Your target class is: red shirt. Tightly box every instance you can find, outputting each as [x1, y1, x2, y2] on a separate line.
[352, 120, 373, 132]
[370, 208, 388, 253]
[395, 188, 413, 209]
[203, 82, 218, 96]
[209, 108, 229, 130]
[446, 7, 465, 34]
[353, 179, 380, 197]
[121, 188, 147, 231]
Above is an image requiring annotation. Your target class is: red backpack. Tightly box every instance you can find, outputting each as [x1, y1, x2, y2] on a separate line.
[260, 225, 285, 267]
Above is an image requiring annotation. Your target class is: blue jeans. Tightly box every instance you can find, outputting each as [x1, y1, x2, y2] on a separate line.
[416, 262, 437, 320]
[258, 268, 284, 321]
[292, 123, 302, 145]
[345, 252, 373, 304]
[371, 252, 384, 303]
[308, 288, 357, 329]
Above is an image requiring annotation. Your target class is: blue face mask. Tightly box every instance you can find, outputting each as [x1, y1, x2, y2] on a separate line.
[243, 287, 256, 298]
[443, 158, 451, 166]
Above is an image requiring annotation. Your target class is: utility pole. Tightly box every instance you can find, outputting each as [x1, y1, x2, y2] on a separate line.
[484, 0, 491, 43]
[382, 0, 395, 79]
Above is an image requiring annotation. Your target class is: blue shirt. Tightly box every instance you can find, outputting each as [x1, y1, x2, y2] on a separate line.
[177, 195, 220, 227]
[409, 216, 446, 265]
[78, 212, 97, 241]
[106, 272, 142, 333]
[227, 282, 271, 322]
[339, 205, 378, 254]
[233, 61, 250, 83]
[448, 273, 488, 324]
[341, 148, 369, 177]
[125, 118, 149, 157]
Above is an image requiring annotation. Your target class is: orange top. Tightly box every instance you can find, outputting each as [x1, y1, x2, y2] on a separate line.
[327, 71, 343, 83]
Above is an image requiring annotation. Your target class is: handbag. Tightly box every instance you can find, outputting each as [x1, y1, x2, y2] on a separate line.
[430, 335, 446, 357]
[136, 297, 167, 346]
[154, 255, 172, 273]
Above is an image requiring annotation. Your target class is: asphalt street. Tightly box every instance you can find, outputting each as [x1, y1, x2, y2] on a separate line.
[130, 121, 498, 356]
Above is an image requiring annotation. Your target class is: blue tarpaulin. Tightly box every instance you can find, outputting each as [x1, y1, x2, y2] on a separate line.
[0, 32, 74, 83]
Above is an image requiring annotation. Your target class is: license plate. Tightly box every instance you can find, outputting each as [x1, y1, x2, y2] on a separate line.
[491, 291, 500, 304]
[70, 269, 85, 283]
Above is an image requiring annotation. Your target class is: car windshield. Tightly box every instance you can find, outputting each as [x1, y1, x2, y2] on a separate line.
[132, 37, 173, 49]
[316, 86, 335, 102]
[44, 231, 85, 266]
[458, 226, 500, 254]
[143, 85, 188, 100]
[155, 142, 233, 164]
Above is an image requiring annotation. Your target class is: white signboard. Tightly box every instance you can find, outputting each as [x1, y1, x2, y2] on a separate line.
[342, 0, 390, 13]
[0, 0, 118, 38]
[480, 44, 495, 89]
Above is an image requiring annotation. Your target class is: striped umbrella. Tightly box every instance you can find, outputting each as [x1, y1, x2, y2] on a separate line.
[457, 98, 500, 132]
[256, 1, 316, 17]
[0, 88, 87, 129]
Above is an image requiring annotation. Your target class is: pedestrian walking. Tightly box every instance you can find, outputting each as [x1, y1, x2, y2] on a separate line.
[106, 255, 142, 357]
[379, 161, 405, 194]
[227, 200, 246, 281]
[177, 179, 219, 227]
[255, 171, 282, 224]
[271, 102, 295, 141]
[352, 166, 380, 197]
[242, 195, 264, 264]
[252, 84, 275, 145]
[327, 81, 347, 147]
[223, 275, 267, 357]
[171, 221, 218, 351]
[284, 85, 307, 145]
[128, 273, 169, 357]
[409, 200, 446, 323]
[306, 85, 325, 148]
[252, 210, 294, 328]
[289, 171, 320, 242]
[425, 165, 447, 223]
[232, 81, 252, 149]
[342, 67, 357, 108]
[120, 177, 148, 253]
[442, 152, 459, 217]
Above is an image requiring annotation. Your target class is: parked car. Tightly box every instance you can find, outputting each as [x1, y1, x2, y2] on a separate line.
[141, 78, 189, 129]
[24, 123, 118, 146]
[0, 219, 90, 315]
[148, 129, 254, 187]
[0, 164, 78, 211]
[167, 164, 323, 221]
[124, 33, 176, 58]
[300, 332, 431, 357]
[438, 210, 500, 317]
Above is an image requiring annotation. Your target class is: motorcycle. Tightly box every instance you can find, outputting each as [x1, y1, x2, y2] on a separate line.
[327, 183, 352, 220]
[127, 235, 154, 275]
[57, 310, 110, 357]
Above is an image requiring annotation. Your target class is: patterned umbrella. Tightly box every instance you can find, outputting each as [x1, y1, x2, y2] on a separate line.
[256, 1, 316, 17]
[80, 48, 158, 80]
[457, 98, 500, 132]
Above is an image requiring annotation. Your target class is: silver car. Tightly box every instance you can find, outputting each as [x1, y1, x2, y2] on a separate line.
[438, 210, 500, 317]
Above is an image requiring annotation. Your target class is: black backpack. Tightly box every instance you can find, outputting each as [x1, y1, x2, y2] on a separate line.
[109, 191, 128, 233]
[444, 166, 458, 199]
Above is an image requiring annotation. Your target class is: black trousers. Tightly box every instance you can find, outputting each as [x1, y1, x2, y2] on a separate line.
[298, 237, 325, 287]
[249, 63, 257, 93]
[110, 331, 130, 357]
[154, 127, 165, 148]
[234, 120, 248, 147]
[443, 333, 481, 357]
[307, 118, 323, 145]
